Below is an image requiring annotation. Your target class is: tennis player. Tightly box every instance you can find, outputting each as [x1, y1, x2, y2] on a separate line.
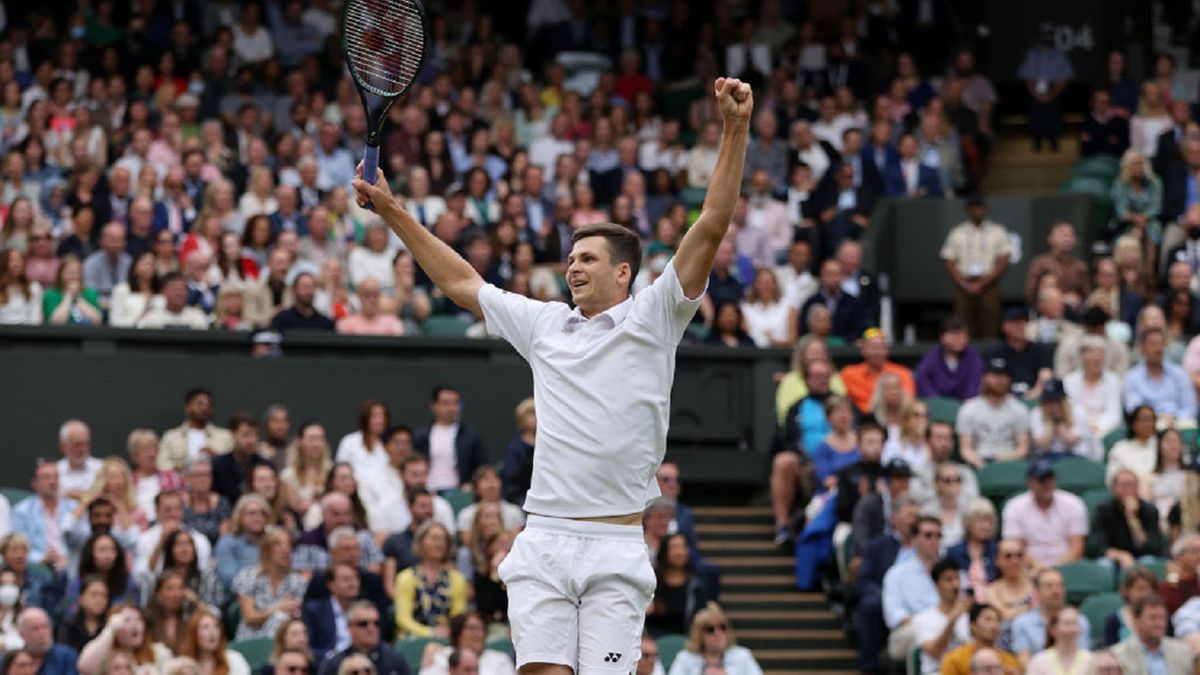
[352, 77, 753, 674]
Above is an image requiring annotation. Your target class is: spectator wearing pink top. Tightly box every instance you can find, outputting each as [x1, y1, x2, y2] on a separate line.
[1001, 459, 1088, 568]
[336, 278, 403, 336]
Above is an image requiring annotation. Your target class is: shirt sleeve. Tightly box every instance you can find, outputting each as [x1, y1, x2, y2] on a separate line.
[631, 259, 705, 344]
[1066, 494, 1089, 537]
[477, 284, 549, 360]
[939, 230, 958, 261]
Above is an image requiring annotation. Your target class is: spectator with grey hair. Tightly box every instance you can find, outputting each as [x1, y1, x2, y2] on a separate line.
[16, 608, 76, 675]
[643, 498, 676, 564]
[56, 421, 101, 502]
[125, 429, 184, 522]
[1161, 533, 1200, 614]
[292, 493, 384, 576]
[302, 527, 392, 637]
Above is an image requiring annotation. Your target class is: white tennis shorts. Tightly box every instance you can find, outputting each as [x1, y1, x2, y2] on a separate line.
[498, 515, 656, 674]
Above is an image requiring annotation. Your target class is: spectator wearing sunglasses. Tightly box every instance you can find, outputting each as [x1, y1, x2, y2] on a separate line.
[318, 600, 408, 675]
[666, 602, 761, 675]
[272, 649, 314, 675]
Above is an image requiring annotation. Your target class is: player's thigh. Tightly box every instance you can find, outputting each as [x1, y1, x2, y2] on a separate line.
[519, 664, 575, 675]
[501, 533, 580, 669]
[576, 558, 655, 674]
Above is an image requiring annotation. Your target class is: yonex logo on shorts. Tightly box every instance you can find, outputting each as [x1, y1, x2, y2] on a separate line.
[603, 653, 622, 663]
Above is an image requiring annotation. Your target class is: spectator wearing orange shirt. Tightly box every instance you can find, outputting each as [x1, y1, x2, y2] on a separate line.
[839, 329, 916, 414]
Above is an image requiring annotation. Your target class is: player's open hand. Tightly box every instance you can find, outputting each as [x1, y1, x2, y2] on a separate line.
[715, 77, 753, 125]
[352, 163, 395, 212]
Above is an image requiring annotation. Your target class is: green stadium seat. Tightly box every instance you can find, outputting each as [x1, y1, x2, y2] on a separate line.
[1081, 488, 1112, 558]
[229, 637, 273, 670]
[485, 637, 516, 659]
[1072, 156, 1120, 182]
[681, 187, 707, 209]
[1102, 428, 1127, 458]
[908, 646, 921, 675]
[1061, 175, 1113, 202]
[656, 634, 687, 671]
[395, 636, 448, 672]
[1078, 592, 1122, 648]
[1056, 560, 1115, 604]
[977, 461, 1029, 499]
[224, 602, 242, 639]
[1120, 558, 1169, 583]
[443, 489, 475, 517]
[422, 316, 472, 337]
[923, 397, 961, 425]
[1054, 458, 1106, 495]
[0, 487, 30, 506]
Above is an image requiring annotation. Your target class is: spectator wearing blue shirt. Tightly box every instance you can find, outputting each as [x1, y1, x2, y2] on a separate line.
[1123, 327, 1196, 426]
[881, 515, 944, 664]
[314, 122, 356, 193]
[771, 358, 835, 544]
[11, 463, 76, 568]
[806, 396, 860, 493]
[1009, 567, 1090, 665]
[1018, 25, 1075, 152]
[17, 608, 78, 675]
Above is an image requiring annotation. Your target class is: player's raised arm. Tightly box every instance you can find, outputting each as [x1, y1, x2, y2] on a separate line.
[352, 166, 484, 317]
[673, 77, 754, 298]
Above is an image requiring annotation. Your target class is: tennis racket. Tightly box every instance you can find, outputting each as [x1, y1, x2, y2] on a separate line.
[340, 0, 428, 205]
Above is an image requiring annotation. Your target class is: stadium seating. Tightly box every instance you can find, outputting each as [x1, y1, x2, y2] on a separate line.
[1053, 458, 1107, 495]
[229, 637, 273, 670]
[443, 489, 475, 517]
[395, 636, 449, 672]
[484, 636, 516, 659]
[977, 461, 1029, 499]
[1078, 592, 1122, 647]
[0, 487, 30, 506]
[656, 634, 687, 671]
[1056, 560, 1116, 604]
[923, 398, 961, 425]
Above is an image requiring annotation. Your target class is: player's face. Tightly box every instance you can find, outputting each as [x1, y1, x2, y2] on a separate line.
[567, 236, 628, 315]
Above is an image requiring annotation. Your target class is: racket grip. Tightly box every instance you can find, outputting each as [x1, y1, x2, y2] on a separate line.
[361, 144, 380, 210]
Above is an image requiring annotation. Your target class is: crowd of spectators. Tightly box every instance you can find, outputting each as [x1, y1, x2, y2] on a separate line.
[0, 0, 1014, 351]
[0, 383, 749, 675]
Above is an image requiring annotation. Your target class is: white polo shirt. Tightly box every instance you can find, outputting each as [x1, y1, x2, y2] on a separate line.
[478, 260, 702, 518]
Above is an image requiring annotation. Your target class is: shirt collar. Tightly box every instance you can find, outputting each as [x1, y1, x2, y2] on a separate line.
[564, 297, 633, 333]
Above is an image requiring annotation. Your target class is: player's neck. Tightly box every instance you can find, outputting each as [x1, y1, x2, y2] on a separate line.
[578, 293, 630, 319]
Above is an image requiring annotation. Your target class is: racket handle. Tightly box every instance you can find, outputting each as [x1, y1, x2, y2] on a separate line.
[361, 144, 380, 210]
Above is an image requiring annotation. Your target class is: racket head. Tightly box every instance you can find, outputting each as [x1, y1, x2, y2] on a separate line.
[340, 0, 428, 142]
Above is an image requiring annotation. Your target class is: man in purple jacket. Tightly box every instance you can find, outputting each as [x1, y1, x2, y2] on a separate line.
[914, 317, 984, 400]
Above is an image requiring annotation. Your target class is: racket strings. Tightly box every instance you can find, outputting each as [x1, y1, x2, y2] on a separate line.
[343, 0, 425, 97]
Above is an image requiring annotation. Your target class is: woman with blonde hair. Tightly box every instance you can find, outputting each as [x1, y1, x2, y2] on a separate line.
[667, 603, 762, 675]
[740, 268, 794, 348]
[1130, 81, 1172, 157]
[1111, 149, 1163, 244]
[74, 458, 147, 534]
[237, 166, 277, 218]
[1026, 606, 1092, 675]
[869, 372, 911, 441]
[881, 399, 931, 468]
[1111, 234, 1155, 301]
[177, 608, 250, 675]
[199, 178, 244, 234]
[231, 527, 307, 641]
[394, 521, 468, 638]
[281, 422, 332, 517]
[945, 499, 998, 597]
[213, 494, 270, 597]
[774, 336, 848, 424]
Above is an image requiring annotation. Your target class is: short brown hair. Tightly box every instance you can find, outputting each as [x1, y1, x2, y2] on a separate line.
[571, 223, 642, 292]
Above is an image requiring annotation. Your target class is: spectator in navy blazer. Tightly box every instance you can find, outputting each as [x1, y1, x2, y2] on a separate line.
[863, 119, 901, 178]
[303, 562, 361, 665]
[413, 386, 488, 492]
[853, 496, 920, 673]
[885, 134, 943, 198]
[317, 601, 410, 675]
[915, 317, 985, 400]
[800, 259, 869, 342]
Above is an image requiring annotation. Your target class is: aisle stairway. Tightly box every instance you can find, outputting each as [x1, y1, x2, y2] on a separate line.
[694, 506, 857, 675]
[981, 130, 1078, 196]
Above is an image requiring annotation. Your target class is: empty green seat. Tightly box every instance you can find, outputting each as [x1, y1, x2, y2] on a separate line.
[422, 316, 472, 337]
[1054, 457, 1106, 495]
[229, 637, 273, 670]
[1078, 592, 1122, 648]
[443, 489, 476, 517]
[1120, 558, 1168, 583]
[485, 637, 515, 659]
[978, 461, 1029, 499]
[657, 634, 687, 671]
[395, 636, 448, 672]
[923, 397, 961, 425]
[1056, 560, 1115, 605]
[0, 487, 30, 506]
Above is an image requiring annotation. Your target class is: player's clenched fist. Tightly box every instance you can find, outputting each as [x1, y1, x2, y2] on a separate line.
[715, 77, 753, 124]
